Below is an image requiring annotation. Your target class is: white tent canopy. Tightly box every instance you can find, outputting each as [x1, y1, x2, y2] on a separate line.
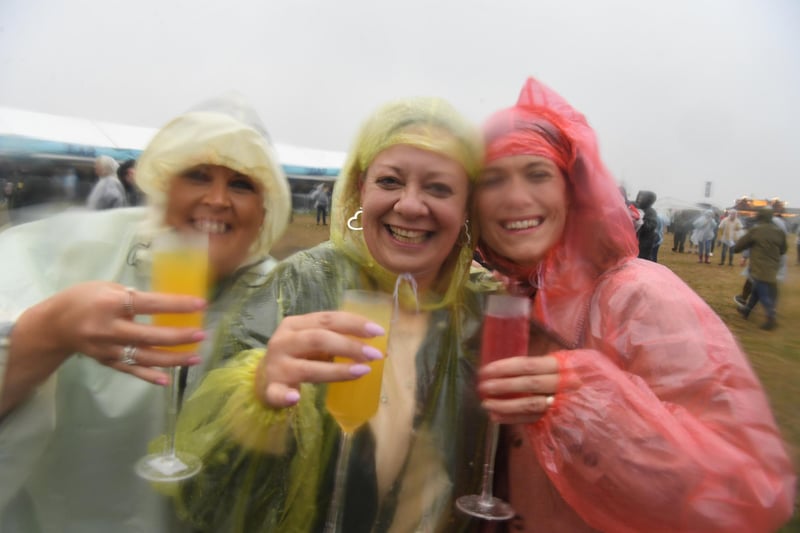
[0, 106, 346, 173]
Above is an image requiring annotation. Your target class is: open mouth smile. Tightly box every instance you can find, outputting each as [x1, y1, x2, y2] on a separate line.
[193, 218, 230, 234]
[386, 224, 431, 244]
[503, 217, 543, 230]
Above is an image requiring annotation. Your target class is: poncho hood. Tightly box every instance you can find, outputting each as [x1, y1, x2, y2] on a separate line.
[476, 77, 638, 344]
[136, 94, 291, 261]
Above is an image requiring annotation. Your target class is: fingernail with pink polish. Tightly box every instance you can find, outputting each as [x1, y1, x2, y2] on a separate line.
[186, 356, 202, 365]
[364, 322, 386, 337]
[285, 390, 300, 405]
[362, 346, 383, 360]
[156, 376, 169, 386]
[192, 331, 207, 341]
[350, 364, 371, 377]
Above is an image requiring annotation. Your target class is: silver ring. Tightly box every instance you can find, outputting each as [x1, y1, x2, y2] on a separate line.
[545, 395, 555, 407]
[120, 344, 138, 365]
[122, 287, 136, 317]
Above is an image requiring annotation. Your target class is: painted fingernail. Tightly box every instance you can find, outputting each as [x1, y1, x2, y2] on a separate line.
[191, 331, 207, 341]
[350, 364, 371, 377]
[364, 322, 386, 336]
[186, 356, 202, 365]
[156, 376, 169, 386]
[193, 298, 208, 308]
[362, 346, 383, 360]
[285, 390, 300, 405]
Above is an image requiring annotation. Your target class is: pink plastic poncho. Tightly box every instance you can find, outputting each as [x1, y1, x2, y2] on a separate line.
[478, 77, 796, 532]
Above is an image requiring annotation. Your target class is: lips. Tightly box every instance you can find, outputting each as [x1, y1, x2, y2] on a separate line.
[193, 218, 230, 234]
[386, 224, 430, 244]
[503, 217, 543, 230]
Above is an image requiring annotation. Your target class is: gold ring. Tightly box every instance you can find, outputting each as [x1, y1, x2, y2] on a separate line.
[122, 287, 136, 316]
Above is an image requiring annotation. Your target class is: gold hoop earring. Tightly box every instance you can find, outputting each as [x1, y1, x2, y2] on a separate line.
[347, 207, 363, 231]
[460, 219, 471, 247]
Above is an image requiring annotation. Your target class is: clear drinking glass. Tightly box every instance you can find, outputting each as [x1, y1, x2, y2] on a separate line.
[456, 293, 531, 521]
[323, 290, 393, 532]
[135, 230, 209, 482]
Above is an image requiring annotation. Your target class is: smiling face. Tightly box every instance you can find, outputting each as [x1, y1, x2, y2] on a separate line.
[476, 154, 569, 267]
[359, 144, 470, 290]
[164, 164, 265, 281]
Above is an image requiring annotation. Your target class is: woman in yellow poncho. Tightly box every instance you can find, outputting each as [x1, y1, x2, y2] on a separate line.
[171, 97, 495, 532]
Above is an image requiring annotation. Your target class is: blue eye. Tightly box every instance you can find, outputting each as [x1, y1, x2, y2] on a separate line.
[376, 176, 402, 188]
[183, 169, 210, 183]
[230, 177, 257, 192]
[427, 182, 453, 197]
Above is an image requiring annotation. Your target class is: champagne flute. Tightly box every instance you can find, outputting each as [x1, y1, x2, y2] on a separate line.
[323, 289, 393, 532]
[456, 293, 531, 521]
[135, 230, 209, 482]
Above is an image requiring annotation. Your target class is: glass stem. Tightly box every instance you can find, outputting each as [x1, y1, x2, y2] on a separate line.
[479, 421, 501, 504]
[324, 432, 353, 533]
[163, 366, 181, 457]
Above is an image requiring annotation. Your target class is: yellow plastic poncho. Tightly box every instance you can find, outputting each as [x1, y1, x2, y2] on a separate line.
[0, 97, 290, 533]
[169, 98, 499, 532]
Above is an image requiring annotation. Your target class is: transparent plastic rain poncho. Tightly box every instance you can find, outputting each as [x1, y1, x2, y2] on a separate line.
[0, 97, 292, 532]
[168, 98, 498, 532]
[476, 77, 796, 532]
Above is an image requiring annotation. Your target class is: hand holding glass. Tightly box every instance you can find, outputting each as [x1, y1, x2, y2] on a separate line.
[135, 230, 208, 482]
[456, 293, 530, 521]
[323, 290, 393, 532]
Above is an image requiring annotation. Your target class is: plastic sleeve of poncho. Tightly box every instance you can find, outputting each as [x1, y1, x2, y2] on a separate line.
[163, 349, 328, 532]
[528, 261, 796, 533]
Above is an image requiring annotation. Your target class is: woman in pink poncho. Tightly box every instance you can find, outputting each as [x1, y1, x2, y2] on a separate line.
[473, 77, 796, 532]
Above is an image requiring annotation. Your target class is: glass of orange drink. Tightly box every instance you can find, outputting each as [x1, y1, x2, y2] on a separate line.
[135, 230, 208, 482]
[323, 289, 393, 531]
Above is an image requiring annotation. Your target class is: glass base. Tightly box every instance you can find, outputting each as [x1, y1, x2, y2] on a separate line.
[135, 452, 201, 482]
[455, 494, 515, 521]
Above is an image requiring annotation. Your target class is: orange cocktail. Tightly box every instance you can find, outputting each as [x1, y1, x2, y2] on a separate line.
[150, 233, 208, 351]
[325, 290, 392, 434]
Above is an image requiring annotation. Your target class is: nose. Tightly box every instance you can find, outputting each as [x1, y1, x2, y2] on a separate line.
[393, 186, 429, 218]
[203, 178, 231, 207]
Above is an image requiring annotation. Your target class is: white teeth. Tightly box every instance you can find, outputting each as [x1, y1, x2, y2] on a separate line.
[504, 219, 542, 230]
[389, 226, 428, 244]
[193, 219, 228, 234]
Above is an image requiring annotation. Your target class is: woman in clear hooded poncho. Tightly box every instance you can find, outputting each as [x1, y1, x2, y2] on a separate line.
[168, 97, 493, 532]
[0, 96, 291, 532]
[472, 77, 796, 532]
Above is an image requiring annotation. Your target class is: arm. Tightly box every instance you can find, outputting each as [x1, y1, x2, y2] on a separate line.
[733, 228, 754, 253]
[529, 269, 795, 533]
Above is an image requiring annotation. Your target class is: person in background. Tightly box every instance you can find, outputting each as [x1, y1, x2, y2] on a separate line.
[472, 76, 795, 532]
[86, 155, 127, 209]
[313, 182, 330, 225]
[634, 190, 658, 261]
[717, 209, 743, 266]
[167, 97, 492, 532]
[690, 208, 717, 263]
[118, 158, 144, 206]
[0, 95, 291, 532]
[734, 207, 788, 330]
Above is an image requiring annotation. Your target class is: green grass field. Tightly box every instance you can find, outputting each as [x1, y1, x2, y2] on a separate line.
[273, 215, 799, 529]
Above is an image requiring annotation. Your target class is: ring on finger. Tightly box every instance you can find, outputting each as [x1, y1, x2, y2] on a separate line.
[122, 287, 136, 317]
[120, 344, 138, 365]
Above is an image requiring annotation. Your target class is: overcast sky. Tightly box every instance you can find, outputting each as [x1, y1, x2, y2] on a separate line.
[1, 0, 798, 208]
